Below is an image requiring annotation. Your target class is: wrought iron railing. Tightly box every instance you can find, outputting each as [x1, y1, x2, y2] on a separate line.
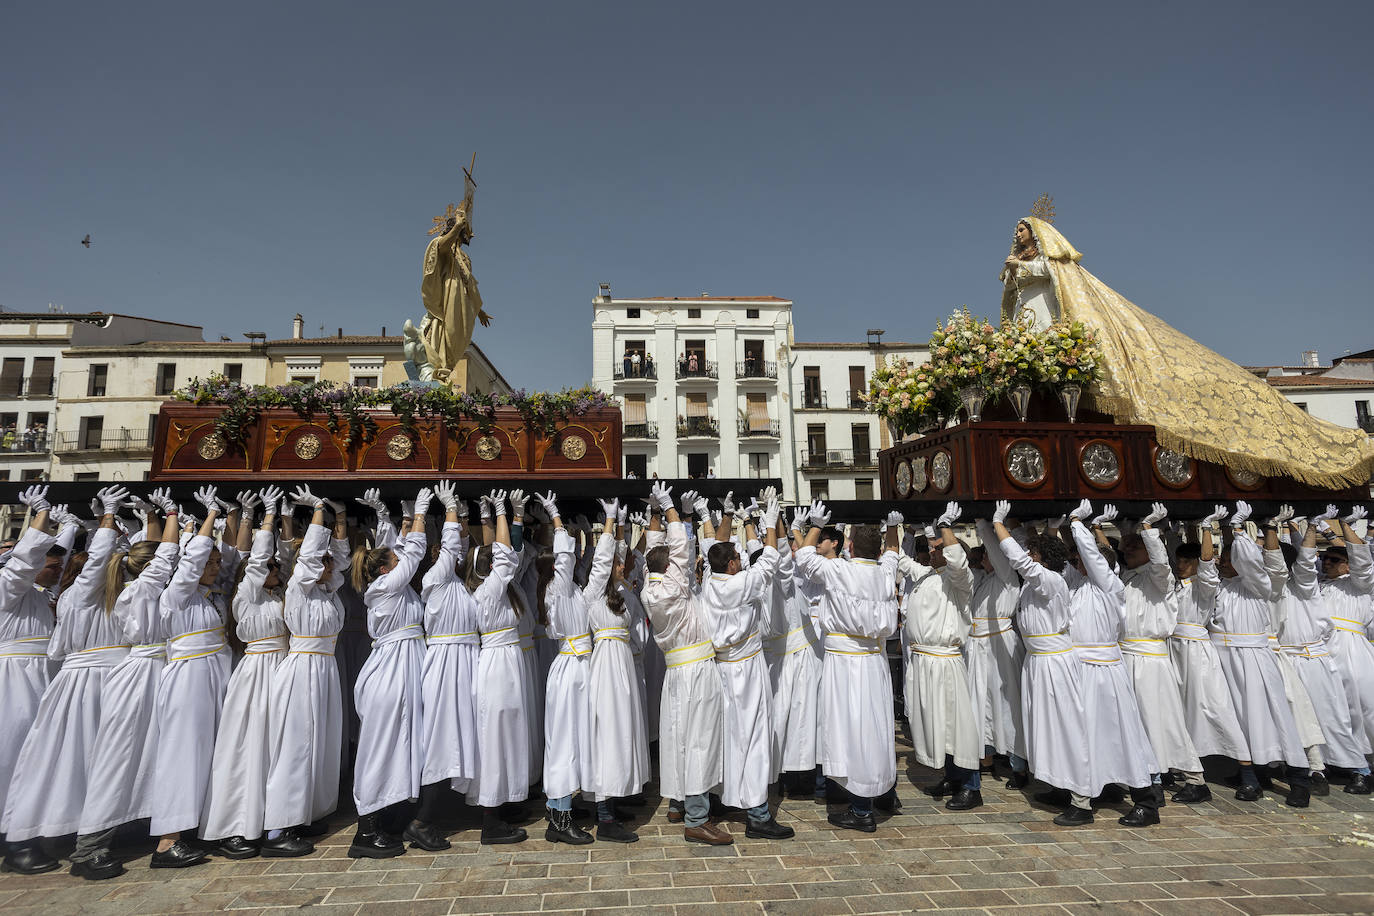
[55, 428, 156, 452]
[735, 360, 778, 380]
[623, 422, 659, 439]
[738, 418, 780, 437]
[676, 416, 719, 437]
[676, 360, 718, 380]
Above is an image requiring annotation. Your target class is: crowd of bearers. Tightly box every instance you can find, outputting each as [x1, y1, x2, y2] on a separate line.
[0, 481, 1370, 881]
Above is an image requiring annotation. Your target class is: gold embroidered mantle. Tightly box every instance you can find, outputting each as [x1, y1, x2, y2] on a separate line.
[1011, 217, 1374, 490]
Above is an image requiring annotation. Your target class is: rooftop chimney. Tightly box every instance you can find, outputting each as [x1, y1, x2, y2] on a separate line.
[337, 327, 343, 339]
[598, 283, 611, 302]
[292, 314, 304, 339]
[1301, 349, 1320, 368]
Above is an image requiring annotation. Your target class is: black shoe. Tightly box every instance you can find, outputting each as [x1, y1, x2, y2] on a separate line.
[1092, 784, 1125, 805]
[1052, 807, 1094, 827]
[1117, 805, 1160, 827]
[924, 777, 960, 798]
[1007, 772, 1029, 790]
[827, 809, 876, 833]
[1034, 788, 1070, 807]
[945, 788, 983, 811]
[479, 822, 527, 845]
[298, 819, 330, 838]
[745, 817, 795, 840]
[1171, 784, 1213, 804]
[1159, 772, 1179, 787]
[874, 789, 902, 813]
[402, 821, 451, 851]
[348, 814, 405, 859]
[69, 853, 125, 881]
[596, 820, 639, 843]
[545, 808, 594, 845]
[1344, 774, 1372, 795]
[150, 840, 209, 869]
[1312, 772, 1330, 796]
[1286, 786, 1311, 808]
[498, 801, 526, 822]
[2, 843, 60, 875]
[622, 793, 648, 807]
[260, 833, 315, 858]
[216, 836, 260, 860]
[1234, 784, 1263, 801]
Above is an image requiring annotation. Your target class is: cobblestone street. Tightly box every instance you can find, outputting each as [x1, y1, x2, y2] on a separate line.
[4, 754, 1374, 916]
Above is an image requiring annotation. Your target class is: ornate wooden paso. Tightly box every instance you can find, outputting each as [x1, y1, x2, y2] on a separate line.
[151, 404, 622, 481]
[879, 420, 1367, 505]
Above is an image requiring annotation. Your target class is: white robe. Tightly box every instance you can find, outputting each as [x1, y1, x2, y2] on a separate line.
[1211, 535, 1307, 768]
[203, 529, 287, 841]
[999, 537, 1092, 796]
[586, 533, 650, 800]
[1169, 560, 1251, 759]
[897, 545, 978, 771]
[1321, 542, 1374, 749]
[0, 524, 58, 822]
[967, 521, 1025, 759]
[3, 528, 126, 840]
[419, 522, 479, 789]
[794, 546, 897, 799]
[1119, 529, 1202, 774]
[150, 535, 233, 835]
[699, 543, 779, 808]
[763, 544, 821, 773]
[467, 542, 530, 806]
[642, 522, 723, 800]
[77, 541, 178, 834]
[264, 524, 345, 830]
[513, 543, 543, 784]
[353, 530, 426, 816]
[541, 528, 593, 801]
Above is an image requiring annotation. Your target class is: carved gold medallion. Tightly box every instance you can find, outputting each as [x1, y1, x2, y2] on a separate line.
[387, 434, 414, 461]
[561, 435, 588, 461]
[197, 433, 227, 460]
[295, 433, 323, 461]
[894, 460, 912, 496]
[475, 435, 501, 460]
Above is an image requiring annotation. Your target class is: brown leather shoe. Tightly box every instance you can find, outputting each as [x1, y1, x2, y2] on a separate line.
[666, 808, 684, 824]
[684, 822, 733, 845]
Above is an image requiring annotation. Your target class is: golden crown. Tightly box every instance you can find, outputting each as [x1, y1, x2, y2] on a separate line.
[1030, 193, 1056, 224]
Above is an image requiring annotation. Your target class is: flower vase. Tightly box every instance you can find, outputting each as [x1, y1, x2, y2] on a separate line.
[918, 415, 940, 436]
[1008, 383, 1032, 422]
[886, 419, 901, 444]
[1058, 383, 1082, 423]
[958, 385, 986, 424]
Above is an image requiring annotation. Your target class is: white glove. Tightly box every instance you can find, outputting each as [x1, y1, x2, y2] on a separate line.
[597, 498, 618, 522]
[710, 510, 723, 529]
[323, 498, 347, 515]
[213, 515, 227, 537]
[194, 485, 220, 514]
[49, 504, 76, 527]
[1343, 506, 1369, 525]
[1264, 504, 1294, 528]
[536, 490, 559, 520]
[434, 479, 458, 512]
[679, 489, 698, 515]
[744, 497, 761, 519]
[1048, 514, 1067, 530]
[1069, 498, 1093, 523]
[98, 485, 130, 516]
[413, 487, 434, 518]
[1288, 515, 1307, 530]
[290, 485, 324, 510]
[236, 490, 260, 516]
[759, 485, 779, 505]
[89, 497, 102, 519]
[260, 486, 284, 515]
[650, 481, 674, 513]
[692, 494, 710, 518]
[215, 496, 237, 515]
[992, 500, 1012, 525]
[1090, 504, 1119, 527]
[616, 503, 629, 526]
[1200, 504, 1228, 527]
[791, 505, 810, 532]
[149, 487, 176, 514]
[761, 498, 780, 531]
[181, 508, 199, 529]
[356, 487, 385, 515]
[18, 485, 50, 512]
[1230, 501, 1253, 528]
[1141, 502, 1167, 527]
[488, 489, 507, 517]
[455, 497, 469, 519]
[808, 499, 831, 527]
[923, 524, 937, 539]
[884, 510, 904, 529]
[478, 495, 493, 522]
[936, 501, 961, 528]
[508, 489, 528, 519]
[721, 491, 736, 514]
[628, 511, 648, 528]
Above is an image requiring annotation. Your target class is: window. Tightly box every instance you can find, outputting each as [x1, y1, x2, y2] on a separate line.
[848, 366, 866, 407]
[352, 376, 378, 388]
[747, 453, 770, 478]
[290, 376, 315, 384]
[73, 472, 99, 482]
[851, 424, 872, 466]
[807, 424, 827, 466]
[686, 452, 709, 479]
[625, 454, 648, 478]
[623, 394, 648, 437]
[22, 469, 45, 481]
[0, 411, 16, 430]
[147, 413, 159, 447]
[802, 366, 822, 408]
[155, 363, 177, 396]
[745, 392, 770, 434]
[742, 339, 766, 377]
[87, 364, 108, 397]
[1358, 400, 1372, 431]
[626, 307, 641, 318]
[0, 470, 8, 481]
[222, 363, 243, 383]
[746, 308, 759, 319]
[28, 357, 54, 397]
[810, 478, 830, 499]
[855, 479, 875, 500]
[0, 359, 23, 397]
[1293, 402, 1308, 412]
[687, 308, 701, 319]
[620, 340, 646, 378]
[80, 415, 104, 450]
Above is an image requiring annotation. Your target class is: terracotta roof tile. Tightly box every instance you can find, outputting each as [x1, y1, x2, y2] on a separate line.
[1266, 376, 1374, 388]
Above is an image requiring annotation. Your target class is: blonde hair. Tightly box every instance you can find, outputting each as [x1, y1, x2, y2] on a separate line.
[102, 541, 161, 613]
[350, 545, 394, 593]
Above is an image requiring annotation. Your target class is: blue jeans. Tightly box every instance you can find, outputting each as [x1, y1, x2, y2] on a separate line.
[985, 745, 1028, 774]
[746, 802, 772, 824]
[851, 796, 873, 816]
[548, 795, 574, 812]
[946, 756, 979, 790]
[684, 794, 710, 828]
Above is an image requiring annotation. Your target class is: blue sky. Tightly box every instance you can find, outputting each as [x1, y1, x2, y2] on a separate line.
[3, 1, 1371, 390]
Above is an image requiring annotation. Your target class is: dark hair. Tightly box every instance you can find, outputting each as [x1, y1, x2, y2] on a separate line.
[645, 545, 670, 574]
[707, 541, 736, 573]
[850, 525, 881, 559]
[819, 526, 844, 545]
[1028, 533, 1070, 573]
[1278, 541, 1298, 568]
[46, 544, 67, 559]
[1175, 543, 1201, 561]
[58, 550, 88, 593]
[1324, 545, 1349, 563]
[535, 548, 555, 627]
[749, 547, 764, 566]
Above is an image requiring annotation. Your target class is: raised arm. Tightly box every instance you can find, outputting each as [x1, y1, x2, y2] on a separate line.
[0, 486, 57, 606]
[977, 518, 1018, 586]
[1070, 517, 1125, 600]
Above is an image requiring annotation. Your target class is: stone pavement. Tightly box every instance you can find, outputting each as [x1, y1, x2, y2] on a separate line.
[4, 758, 1374, 916]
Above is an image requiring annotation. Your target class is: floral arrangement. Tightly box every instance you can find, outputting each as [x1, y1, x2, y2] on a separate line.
[928, 309, 1002, 392]
[1039, 320, 1103, 387]
[863, 356, 953, 435]
[175, 375, 610, 447]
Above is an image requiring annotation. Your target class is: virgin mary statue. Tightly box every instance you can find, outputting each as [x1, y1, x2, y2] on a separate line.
[1000, 216, 1374, 490]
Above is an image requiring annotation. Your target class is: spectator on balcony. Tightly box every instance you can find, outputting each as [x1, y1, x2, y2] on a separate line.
[622, 352, 632, 380]
[688, 353, 699, 375]
[630, 352, 641, 378]
[22, 426, 36, 452]
[745, 354, 757, 377]
[2, 427, 14, 451]
[644, 355, 656, 379]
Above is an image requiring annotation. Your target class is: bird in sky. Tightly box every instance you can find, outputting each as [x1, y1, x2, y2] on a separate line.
[81, 234, 91, 248]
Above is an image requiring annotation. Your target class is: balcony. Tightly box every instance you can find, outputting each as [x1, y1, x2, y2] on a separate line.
[738, 418, 780, 438]
[0, 377, 56, 399]
[676, 416, 719, 438]
[55, 428, 156, 453]
[844, 389, 868, 409]
[799, 448, 876, 470]
[624, 421, 659, 440]
[611, 365, 659, 384]
[0, 434, 50, 455]
[675, 360, 718, 381]
[798, 391, 828, 409]
[735, 360, 778, 381]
